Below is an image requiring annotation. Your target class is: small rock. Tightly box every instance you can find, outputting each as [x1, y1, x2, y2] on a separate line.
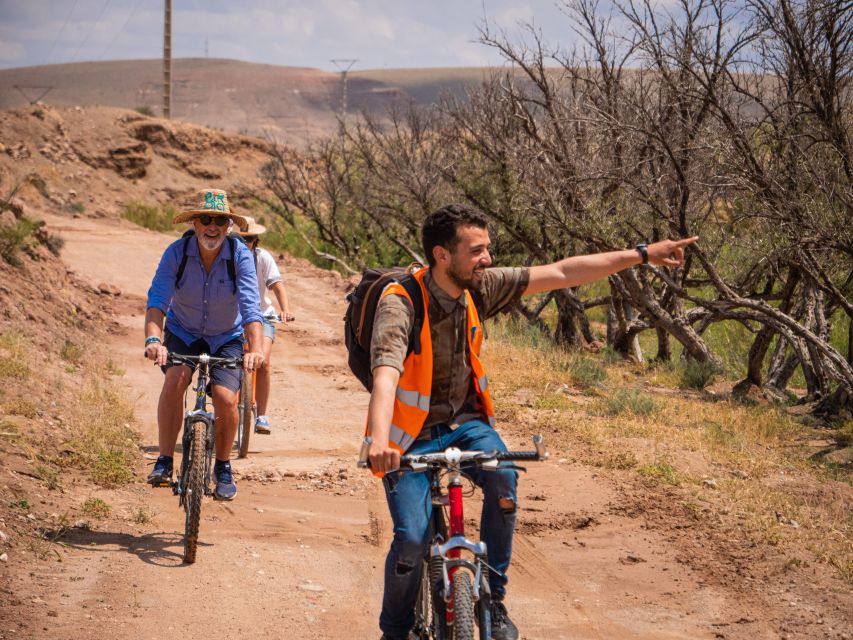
[74, 520, 90, 530]
[0, 552, 7, 562]
[8, 197, 25, 218]
[298, 582, 325, 592]
[702, 478, 718, 489]
[0, 530, 7, 542]
[96, 283, 121, 296]
[47, 611, 58, 618]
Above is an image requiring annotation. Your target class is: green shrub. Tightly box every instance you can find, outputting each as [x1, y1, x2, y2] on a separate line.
[678, 358, 719, 390]
[60, 339, 82, 363]
[570, 357, 607, 389]
[134, 106, 155, 117]
[639, 460, 680, 485]
[34, 464, 62, 490]
[81, 497, 111, 519]
[91, 449, 134, 486]
[121, 202, 179, 232]
[599, 388, 657, 416]
[0, 218, 36, 266]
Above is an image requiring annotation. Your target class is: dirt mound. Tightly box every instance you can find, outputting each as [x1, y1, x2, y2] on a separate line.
[0, 104, 274, 220]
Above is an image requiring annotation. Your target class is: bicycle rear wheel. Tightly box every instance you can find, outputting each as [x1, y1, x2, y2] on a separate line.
[236, 372, 253, 459]
[182, 420, 207, 564]
[449, 572, 475, 640]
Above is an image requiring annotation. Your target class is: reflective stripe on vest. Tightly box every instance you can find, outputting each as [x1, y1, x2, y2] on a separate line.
[381, 268, 496, 453]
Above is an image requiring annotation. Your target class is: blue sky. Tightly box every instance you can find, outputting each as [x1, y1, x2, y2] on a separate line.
[0, 0, 584, 71]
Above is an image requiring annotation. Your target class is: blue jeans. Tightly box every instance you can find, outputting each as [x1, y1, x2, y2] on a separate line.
[379, 420, 518, 637]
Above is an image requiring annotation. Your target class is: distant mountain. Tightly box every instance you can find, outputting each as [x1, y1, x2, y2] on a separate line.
[0, 59, 492, 147]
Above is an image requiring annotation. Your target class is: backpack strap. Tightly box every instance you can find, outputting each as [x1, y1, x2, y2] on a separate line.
[174, 233, 193, 290]
[226, 236, 238, 294]
[399, 274, 424, 356]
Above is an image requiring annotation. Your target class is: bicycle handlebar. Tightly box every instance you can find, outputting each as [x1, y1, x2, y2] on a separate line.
[357, 435, 548, 470]
[166, 353, 243, 369]
[264, 313, 296, 323]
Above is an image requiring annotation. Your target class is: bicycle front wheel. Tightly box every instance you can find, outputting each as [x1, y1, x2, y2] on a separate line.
[182, 420, 207, 564]
[237, 372, 253, 459]
[449, 572, 475, 640]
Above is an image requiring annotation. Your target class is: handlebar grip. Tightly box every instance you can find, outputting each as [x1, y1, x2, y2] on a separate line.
[496, 451, 541, 461]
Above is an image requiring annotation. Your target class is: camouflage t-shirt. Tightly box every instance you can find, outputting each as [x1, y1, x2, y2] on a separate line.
[370, 267, 529, 429]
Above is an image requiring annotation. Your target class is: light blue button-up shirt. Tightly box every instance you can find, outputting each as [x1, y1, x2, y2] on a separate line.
[147, 234, 263, 353]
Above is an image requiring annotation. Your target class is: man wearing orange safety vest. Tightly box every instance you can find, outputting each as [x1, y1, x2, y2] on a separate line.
[366, 204, 697, 640]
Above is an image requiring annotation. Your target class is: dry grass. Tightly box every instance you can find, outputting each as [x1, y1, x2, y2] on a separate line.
[484, 318, 853, 583]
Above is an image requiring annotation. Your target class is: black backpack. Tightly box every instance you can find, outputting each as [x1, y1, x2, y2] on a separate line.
[175, 229, 246, 293]
[344, 265, 484, 392]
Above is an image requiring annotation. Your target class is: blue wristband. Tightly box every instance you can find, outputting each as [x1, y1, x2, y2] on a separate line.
[145, 336, 162, 346]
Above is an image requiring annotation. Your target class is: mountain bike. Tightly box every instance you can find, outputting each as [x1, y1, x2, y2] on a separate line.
[358, 435, 548, 639]
[167, 352, 242, 563]
[235, 312, 295, 457]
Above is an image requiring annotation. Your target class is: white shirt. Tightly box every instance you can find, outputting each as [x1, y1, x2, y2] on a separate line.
[253, 247, 282, 316]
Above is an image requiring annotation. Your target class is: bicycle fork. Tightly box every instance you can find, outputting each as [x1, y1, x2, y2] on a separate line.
[431, 471, 492, 635]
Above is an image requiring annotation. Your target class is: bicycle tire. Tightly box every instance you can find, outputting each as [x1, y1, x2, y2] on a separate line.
[237, 372, 253, 459]
[183, 420, 207, 564]
[449, 572, 475, 640]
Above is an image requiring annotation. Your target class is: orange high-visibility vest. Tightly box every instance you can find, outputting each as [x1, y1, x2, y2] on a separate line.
[380, 267, 495, 453]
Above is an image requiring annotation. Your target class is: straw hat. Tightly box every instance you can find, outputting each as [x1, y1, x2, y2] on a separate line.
[172, 188, 249, 231]
[238, 216, 267, 236]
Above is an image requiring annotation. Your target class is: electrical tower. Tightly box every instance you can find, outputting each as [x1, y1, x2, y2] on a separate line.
[331, 59, 358, 118]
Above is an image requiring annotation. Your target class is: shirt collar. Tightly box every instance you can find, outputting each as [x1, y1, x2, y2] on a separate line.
[425, 269, 467, 313]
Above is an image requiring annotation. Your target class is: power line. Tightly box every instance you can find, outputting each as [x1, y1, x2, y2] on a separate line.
[44, 0, 80, 65]
[98, 0, 145, 61]
[68, 0, 114, 63]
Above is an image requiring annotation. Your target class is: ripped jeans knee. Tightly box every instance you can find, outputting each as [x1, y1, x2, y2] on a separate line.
[498, 496, 517, 516]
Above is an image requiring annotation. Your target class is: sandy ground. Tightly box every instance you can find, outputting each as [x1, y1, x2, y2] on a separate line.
[13, 214, 783, 640]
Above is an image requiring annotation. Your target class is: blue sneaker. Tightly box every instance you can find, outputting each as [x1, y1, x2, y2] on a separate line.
[147, 455, 173, 486]
[255, 415, 271, 434]
[213, 460, 237, 501]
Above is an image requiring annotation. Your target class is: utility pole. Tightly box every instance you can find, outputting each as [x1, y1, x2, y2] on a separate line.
[330, 59, 357, 118]
[163, 0, 172, 119]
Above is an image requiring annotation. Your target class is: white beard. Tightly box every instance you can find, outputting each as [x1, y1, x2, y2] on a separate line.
[198, 233, 225, 252]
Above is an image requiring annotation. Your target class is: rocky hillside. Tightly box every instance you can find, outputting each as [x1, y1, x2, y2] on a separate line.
[0, 103, 274, 222]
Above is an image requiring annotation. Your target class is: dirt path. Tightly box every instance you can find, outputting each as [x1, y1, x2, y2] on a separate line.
[26, 214, 778, 640]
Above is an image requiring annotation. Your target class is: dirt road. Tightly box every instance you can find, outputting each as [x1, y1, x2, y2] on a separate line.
[24, 215, 777, 639]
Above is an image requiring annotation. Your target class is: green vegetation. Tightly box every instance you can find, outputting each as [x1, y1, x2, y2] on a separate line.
[598, 388, 657, 416]
[121, 201, 180, 233]
[34, 463, 62, 490]
[60, 339, 82, 364]
[0, 331, 31, 379]
[0, 217, 38, 266]
[678, 359, 720, 390]
[638, 460, 680, 485]
[134, 106, 155, 117]
[66, 381, 139, 487]
[81, 497, 111, 519]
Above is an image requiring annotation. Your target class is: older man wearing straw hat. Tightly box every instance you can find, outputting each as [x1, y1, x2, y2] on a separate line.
[143, 188, 264, 501]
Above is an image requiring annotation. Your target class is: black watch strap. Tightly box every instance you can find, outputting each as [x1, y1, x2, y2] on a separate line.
[636, 243, 649, 265]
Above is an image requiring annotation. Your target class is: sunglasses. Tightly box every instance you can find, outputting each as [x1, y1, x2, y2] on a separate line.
[195, 214, 230, 227]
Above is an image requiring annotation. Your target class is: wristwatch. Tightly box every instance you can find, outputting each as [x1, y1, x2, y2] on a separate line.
[635, 243, 649, 265]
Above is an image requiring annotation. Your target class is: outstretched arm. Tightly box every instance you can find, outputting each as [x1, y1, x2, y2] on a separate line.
[524, 237, 699, 296]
